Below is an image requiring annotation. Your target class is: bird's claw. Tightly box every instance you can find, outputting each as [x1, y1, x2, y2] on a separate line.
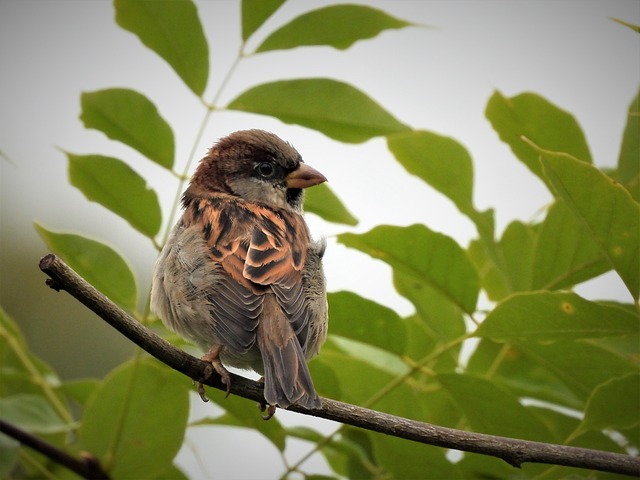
[198, 346, 232, 401]
[258, 402, 277, 420]
[197, 381, 209, 403]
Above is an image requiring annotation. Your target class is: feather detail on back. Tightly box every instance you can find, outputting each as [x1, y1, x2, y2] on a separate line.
[179, 193, 320, 376]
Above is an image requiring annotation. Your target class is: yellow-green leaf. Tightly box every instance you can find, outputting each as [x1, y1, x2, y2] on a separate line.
[67, 153, 162, 238]
[616, 88, 639, 201]
[486, 91, 592, 180]
[191, 391, 286, 452]
[80, 360, 189, 479]
[327, 291, 406, 355]
[227, 78, 410, 143]
[476, 292, 639, 342]
[339, 224, 479, 314]
[80, 88, 174, 169]
[439, 373, 553, 441]
[34, 223, 137, 309]
[0, 394, 70, 434]
[531, 143, 640, 301]
[255, 4, 413, 52]
[304, 183, 357, 225]
[610, 17, 640, 33]
[581, 373, 640, 432]
[241, 0, 285, 41]
[532, 200, 611, 290]
[114, 0, 208, 96]
[387, 130, 475, 216]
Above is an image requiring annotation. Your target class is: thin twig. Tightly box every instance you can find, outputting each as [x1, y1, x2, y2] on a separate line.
[38, 254, 640, 477]
[0, 420, 109, 480]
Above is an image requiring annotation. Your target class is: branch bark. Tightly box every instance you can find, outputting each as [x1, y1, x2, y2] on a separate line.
[38, 253, 639, 477]
[0, 419, 109, 479]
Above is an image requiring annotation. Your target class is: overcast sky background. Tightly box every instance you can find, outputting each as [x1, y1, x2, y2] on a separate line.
[1, 1, 639, 478]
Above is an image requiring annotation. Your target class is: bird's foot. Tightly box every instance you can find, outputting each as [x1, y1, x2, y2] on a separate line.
[255, 376, 276, 420]
[197, 345, 231, 402]
[258, 402, 277, 420]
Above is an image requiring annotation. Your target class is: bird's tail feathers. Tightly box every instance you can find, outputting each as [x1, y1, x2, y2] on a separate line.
[258, 323, 321, 410]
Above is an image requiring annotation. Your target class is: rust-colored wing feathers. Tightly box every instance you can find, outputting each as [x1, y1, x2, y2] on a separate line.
[183, 194, 313, 353]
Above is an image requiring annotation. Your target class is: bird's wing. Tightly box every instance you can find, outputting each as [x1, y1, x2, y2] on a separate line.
[185, 196, 313, 352]
[246, 206, 315, 349]
[183, 196, 264, 353]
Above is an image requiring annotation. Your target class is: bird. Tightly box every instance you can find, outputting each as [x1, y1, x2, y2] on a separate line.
[151, 129, 328, 418]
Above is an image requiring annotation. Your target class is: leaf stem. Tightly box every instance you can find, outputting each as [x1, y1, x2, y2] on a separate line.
[0, 317, 75, 428]
[102, 358, 142, 472]
[19, 450, 59, 480]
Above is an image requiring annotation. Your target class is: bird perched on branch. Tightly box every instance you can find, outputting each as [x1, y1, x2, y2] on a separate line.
[151, 129, 328, 418]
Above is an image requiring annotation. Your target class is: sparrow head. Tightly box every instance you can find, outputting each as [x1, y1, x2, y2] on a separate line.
[186, 129, 327, 212]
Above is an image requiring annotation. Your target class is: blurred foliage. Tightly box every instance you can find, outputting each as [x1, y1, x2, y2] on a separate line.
[1, 0, 638, 478]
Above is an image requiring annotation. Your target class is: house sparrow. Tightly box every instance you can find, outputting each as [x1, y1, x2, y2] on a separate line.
[151, 129, 328, 417]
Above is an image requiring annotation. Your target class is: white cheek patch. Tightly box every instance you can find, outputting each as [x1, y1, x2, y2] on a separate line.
[227, 177, 288, 209]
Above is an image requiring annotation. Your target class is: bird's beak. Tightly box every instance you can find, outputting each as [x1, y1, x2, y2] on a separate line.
[285, 163, 327, 189]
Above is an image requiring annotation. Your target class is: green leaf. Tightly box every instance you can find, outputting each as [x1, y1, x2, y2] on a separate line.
[530, 405, 624, 452]
[467, 339, 583, 409]
[80, 88, 175, 169]
[150, 463, 189, 480]
[309, 355, 341, 400]
[0, 433, 19, 480]
[339, 224, 479, 314]
[0, 304, 26, 347]
[61, 379, 100, 407]
[616, 88, 639, 201]
[313, 339, 395, 406]
[331, 336, 408, 378]
[519, 340, 638, 403]
[393, 272, 466, 343]
[581, 373, 640, 432]
[114, 0, 208, 96]
[287, 427, 375, 479]
[304, 183, 357, 225]
[191, 390, 286, 452]
[325, 429, 377, 480]
[0, 307, 61, 399]
[227, 78, 410, 143]
[467, 238, 510, 302]
[486, 91, 592, 180]
[467, 214, 535, 302]
[34, 223, 137, 309]
[371, 433, 459, 480]
[438, 373, 553, 441]
[531, 142, 640, 301]
[0, 394, 70, 434]
[610, 17, 640, 33]
[532, 200, 611, 290]
[327, 291, 406, 355]
[241, 0, 285, 41]
[314, 339, 429, 422]
[476, 292, 639, 342]
[497, 220, 537, 294]
[255, 4, 413, 52]
[457, 451, 517, 480]
[387, 130, 475, 216]
[80, 360, 189, 479]
[67, 153, 162, 238]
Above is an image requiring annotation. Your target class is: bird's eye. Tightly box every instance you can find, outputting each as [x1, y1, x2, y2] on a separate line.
[256, 161, 275, 178]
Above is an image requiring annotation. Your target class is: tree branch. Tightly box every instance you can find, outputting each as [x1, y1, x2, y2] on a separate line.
[0, 419, 109, 479]
[39, 254, 639, 477]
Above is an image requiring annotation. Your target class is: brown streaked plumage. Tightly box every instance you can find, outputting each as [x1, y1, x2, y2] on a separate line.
[151, 130, 328, 416]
